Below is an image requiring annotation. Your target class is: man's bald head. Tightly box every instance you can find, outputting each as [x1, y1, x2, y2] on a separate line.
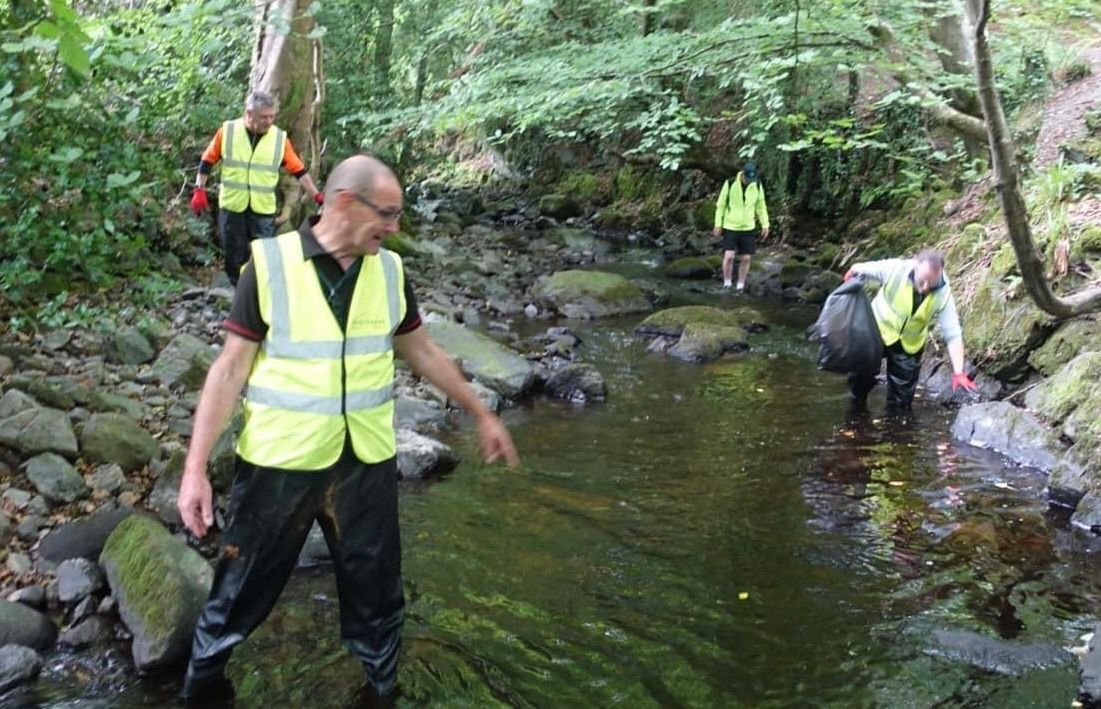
[323, 154, 399, 201]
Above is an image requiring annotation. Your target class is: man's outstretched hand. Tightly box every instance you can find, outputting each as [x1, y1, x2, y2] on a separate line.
[477, 414, 520, 467]
[952, 372, 978, 392]
[178, 470, 214, 538]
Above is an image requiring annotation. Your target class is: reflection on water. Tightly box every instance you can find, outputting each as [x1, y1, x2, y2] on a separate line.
[16, 292, 1101, 708]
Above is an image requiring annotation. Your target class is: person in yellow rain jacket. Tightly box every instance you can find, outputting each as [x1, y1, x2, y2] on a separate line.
[712, 162, 770, 292]
[190, 90, 324, 285]
[177, 155, 519, 706]
[844, 250, 978, 412]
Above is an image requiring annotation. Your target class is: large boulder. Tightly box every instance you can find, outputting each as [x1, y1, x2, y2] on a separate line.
[0, 601, 56, 650]
[546, 364, 607, 402]
[532, 270, 652, 319]
[664, 257, 715, 280]
[635, 305, 764, 338]
[538, 193, 582, 220]
[396, 429, 459, 482]
[148, 334, 215, 389]
[668, 322, 749, 363]
[1024, 352, 1101, 452]
[80, 413, 159, 472]
[22, 453, 89, 504]
[1027, 317, 1101, 376]
[37, 507, 137, 563]
[961, 273, 1052, 381]
[0, 645, 42, 693]
[100, 515, 213, 670]
[425, 321, 535, 398]
[952, 401, 1070, 472]
[0, 407, 78, 458]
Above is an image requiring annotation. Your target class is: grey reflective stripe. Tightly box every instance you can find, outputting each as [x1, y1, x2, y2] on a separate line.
[271, 128, 285, 168]
[346, 384, 394, 411]
[379, 249, 401, 333]
[223, 159, 279, 173]
[246, 383, 392, 414]
[260, 239, 401, 359]
[224, 120, 237, 162]
[222, 180, 276, 194]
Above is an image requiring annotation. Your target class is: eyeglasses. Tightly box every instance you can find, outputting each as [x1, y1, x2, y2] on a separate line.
[345, 191, 403, 222]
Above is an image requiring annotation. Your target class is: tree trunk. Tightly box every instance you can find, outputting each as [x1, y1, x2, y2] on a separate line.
[971, 0, 1101, 318]
[374, 0, 395, 97]
[928, 5, 984, 155]
[640, 0, 657, 36]
[251, 0, 324, 228]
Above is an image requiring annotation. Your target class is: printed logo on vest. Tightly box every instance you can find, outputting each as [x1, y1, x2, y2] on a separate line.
[350, 314, 386, 329]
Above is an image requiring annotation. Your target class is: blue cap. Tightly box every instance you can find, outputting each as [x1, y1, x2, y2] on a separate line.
[743, 162, 759, 183]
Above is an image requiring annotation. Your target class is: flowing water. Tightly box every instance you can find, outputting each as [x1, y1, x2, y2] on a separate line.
[14, 278, 1101, 708]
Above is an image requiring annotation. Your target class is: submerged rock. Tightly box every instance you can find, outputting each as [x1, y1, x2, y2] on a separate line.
[546, 364, 607, 402]
[925, 628, 1071, 676]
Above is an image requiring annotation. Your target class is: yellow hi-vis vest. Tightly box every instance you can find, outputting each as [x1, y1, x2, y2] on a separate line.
[219, 118, 285, 215]
[871, 269, 946, 355]
[235, 231, 407, 470]
[714, 177, 769, 231]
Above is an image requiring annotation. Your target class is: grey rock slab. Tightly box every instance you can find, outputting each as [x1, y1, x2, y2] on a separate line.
[0, 644, 42, 693]
[22, 452, 89, 503]
[57, 558, 106, 604]
[58, 615, 113, 649]
[0, 601, 56, 650]
[0, 407, 78, 457]
[37, 507, 137, 563]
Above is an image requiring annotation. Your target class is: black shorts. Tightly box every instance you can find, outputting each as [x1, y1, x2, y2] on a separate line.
[720, 229, 757, 256]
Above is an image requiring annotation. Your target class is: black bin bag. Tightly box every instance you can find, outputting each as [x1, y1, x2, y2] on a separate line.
[807, 278, 883, 374]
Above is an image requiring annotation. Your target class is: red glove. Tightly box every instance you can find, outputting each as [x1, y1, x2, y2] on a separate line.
[843, 269, 856, 282]
[313, 192, 325, 205]
[190, 187, 209, 215]
[951, 372, 978, 392]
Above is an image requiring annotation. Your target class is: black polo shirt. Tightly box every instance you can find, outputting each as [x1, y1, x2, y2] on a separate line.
[224, 217, 421, 341]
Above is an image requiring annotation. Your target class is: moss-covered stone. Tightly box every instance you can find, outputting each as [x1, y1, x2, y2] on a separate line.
[635, 305, 763, 338]
[989, 242, 1020, 277]
[960, 272, 1052, 381]
[1024, 352, 1101, 463]
[614, 164, 656, 202]
[424, 321, 535, 398]
[664, 257, 715, 280]
[669, 322, 749, 363]
[100, 515, 213, 670]
[532, 270, 651, 319]
[80, 412, 159, 472]
[690, 200, 716, 231]
[556, 171, 610, 205]
[1026, 317, 1101, 375]
[593, 202, 630, 230]
[636, 196, 664, 232]
[1077, 225, 1101, 255]
[538, 193, 582, 220]
[809, 243, 841, 269]
[780, 259, 814, 288]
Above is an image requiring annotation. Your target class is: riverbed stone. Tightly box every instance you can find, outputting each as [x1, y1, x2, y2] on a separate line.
[0, 513, 11, 548]
[80, 412, 159, 472]
[6, 375, 74, 410]
[425, 321, 535, 398]
[924, 628, 1072, 675]
[1024, 352, 1101, 460]
[58, 615, 113, 649]
[7, 586, 45, 611]
[1028, 317, 1101, 376]
[0, 601, 56, 650]
[532, 270, 651, 319]
[88, 463, 126, 494]
[636, 305, 763, 338]
[22, 452, 89, 503]
[0, 390, 39, 420]
[147, 452, 184, 528]
[87, 391, 146, 420]
[394, 395, 447, 432]
[962, 273, 1052, 381]
[57, 558, 105, 604]
[538, 193, 581, 220]
[0, 645, 42, 693]
[104, 327, 156, 365]
[148, 333, 215, 389]
[0, 407, 79, 457]
[664, 257, 714, 279]
[668, 322, 749, 363]
[37, 507, 137, 562]
[952, 401, 1069, 472]
[396, 429, 459, 482]
[100, 515, 214, 670]
[546, 364, 607, 402]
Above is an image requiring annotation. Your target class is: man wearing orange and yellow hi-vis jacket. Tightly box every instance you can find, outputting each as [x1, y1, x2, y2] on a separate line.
[177, 155, 519, 706]
[190, 90, 324, 285]
[844, 250, 977, 410]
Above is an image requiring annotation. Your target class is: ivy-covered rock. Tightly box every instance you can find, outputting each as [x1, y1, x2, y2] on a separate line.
[99, 515, 213, 670]
[532, 270, 651, 319]
[635, 305, 764, 338]
[1026, 317, 1101, 376]
[425, 321, 535, 398]
[664, 257, 715, 279]
[80, 413, 159, 472]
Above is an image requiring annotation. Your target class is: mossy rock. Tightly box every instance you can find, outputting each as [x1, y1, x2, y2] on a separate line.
[538, 193, 582, 220]
[424, 321, 535, 398]
[1024, 352, 1101, 456]
[668, 322, 749, 363]
[100, 515, 213, 670]
[593, 202, 631, 230]
[705, 255, 724, 269]
[614, 164, 657, 202]
[637, 196, 664, 232]
[556, 171, 611, 205]
[1076, 225, 1101, 256]
[1086, 110, 1101, 136]
[532, 270, 651, 319]
[1027, 317, 1101, 376]
[780, 259, 815, 288]
[635, 305, 763, 338]
[664, 257, 715, 279]
[809, 243, 841, 269]
[80, 412, 159, 472]
[962, 273, 1052, 381]
[989, 242, 1020, 278]
[689, 200, 716, 231]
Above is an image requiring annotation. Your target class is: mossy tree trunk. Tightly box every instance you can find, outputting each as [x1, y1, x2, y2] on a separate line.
[251, 0, 323, 228]
[970, 0, 1101, 318]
